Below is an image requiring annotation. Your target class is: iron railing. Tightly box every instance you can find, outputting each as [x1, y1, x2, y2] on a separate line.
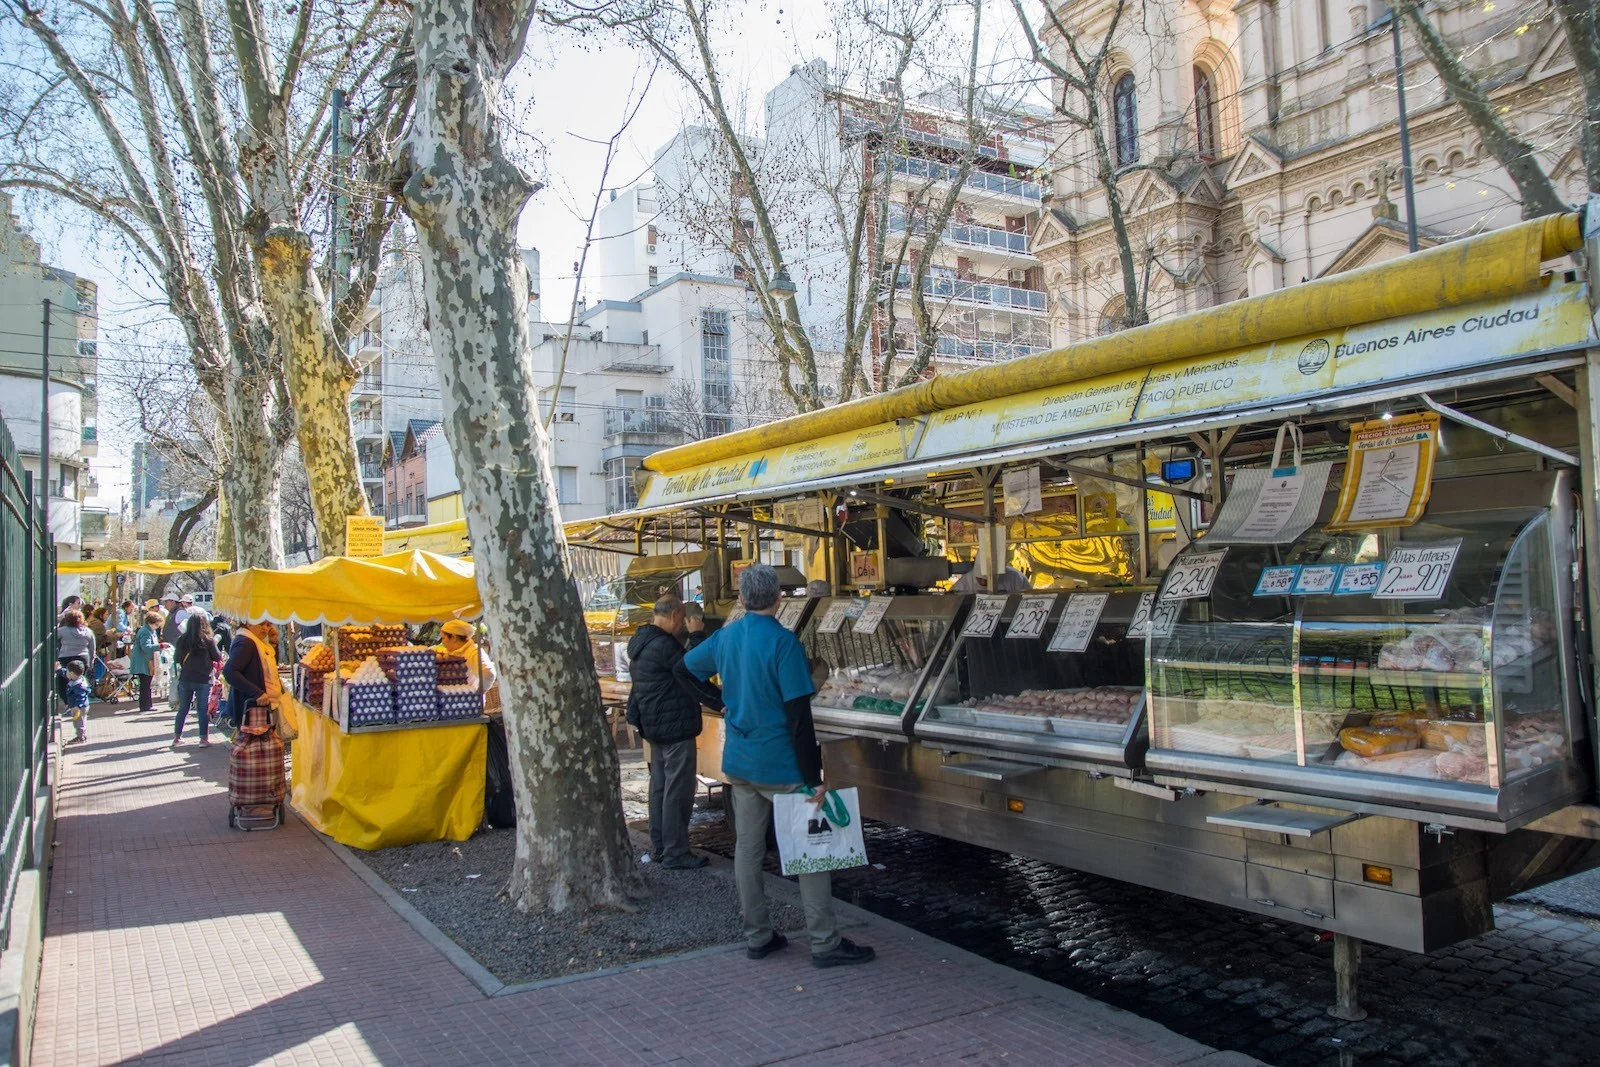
[890, 272, 1048, 311]
[879, 155, 1042, 200]
[0, 411, 54, 952]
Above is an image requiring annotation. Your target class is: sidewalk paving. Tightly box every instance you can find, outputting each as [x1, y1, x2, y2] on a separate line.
[32, 700, 1262, 1067]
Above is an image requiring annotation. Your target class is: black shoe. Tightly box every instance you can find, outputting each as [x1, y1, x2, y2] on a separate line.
[661, 853, 709, 870]
[812, 938, 875, 968]
[746, 932, 788, 960]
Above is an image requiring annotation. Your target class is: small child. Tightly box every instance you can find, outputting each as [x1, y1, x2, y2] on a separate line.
[62, 660, 90, 745]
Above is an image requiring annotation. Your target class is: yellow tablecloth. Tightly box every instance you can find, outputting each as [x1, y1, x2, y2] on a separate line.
[289, 699, 487, 850]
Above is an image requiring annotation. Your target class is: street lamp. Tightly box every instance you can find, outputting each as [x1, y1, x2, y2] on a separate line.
[766, 269, 798, 298]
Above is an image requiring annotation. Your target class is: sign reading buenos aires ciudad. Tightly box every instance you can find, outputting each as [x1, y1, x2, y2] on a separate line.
[637, 280, 1594, 511]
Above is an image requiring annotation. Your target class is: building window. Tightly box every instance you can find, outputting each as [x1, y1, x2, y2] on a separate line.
[1194, 67, 1218, 162]
[1112, 73, 1139, 168]
[557, 386, 576, 422]
[556, 466, 578, 505]
[604, 456, 640, 512]
[648, 266, 658, 285]
[1099, 296, 1127, 336]
[647, 224, 658, 245]
[700, 308, 732, 436]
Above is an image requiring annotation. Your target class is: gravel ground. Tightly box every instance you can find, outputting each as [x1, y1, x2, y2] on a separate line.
[355, 747, 803, 985]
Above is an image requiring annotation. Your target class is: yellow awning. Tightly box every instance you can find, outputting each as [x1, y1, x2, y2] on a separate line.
[383, 518, 470, 556]
[57, 559, 232, 575]
[213, 550, 481, 626]
[643, 212, 1584, 474]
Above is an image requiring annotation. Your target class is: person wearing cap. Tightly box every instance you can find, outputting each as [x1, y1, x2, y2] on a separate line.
[433, 620, 497, 691]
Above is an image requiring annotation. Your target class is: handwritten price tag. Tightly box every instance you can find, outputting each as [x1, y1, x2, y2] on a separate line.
[1253, 565, 1299, 596]
[1334, 562, 1384, 596]
[1005, 595, 1058, 640]
[1047, 593, 1108, 653]
[1373, 541, 1460, 600]
[853, 596, 893, 635]
[776, 599, 809, 631]
[815, 601, 853, 634]
[1147, 598, 1183, 637]
[1293, 564, 1341, 596]
[962, 594, 1009, 638]
[1125, 593, 1158, 638]
[1160, 549, 1227, 601]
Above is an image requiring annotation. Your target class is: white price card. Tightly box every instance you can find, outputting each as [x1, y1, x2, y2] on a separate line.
[1047, 593, 1108, 653]
[1124, 593, 1158, 638]
[776, 599, 808, 631]
[1006, 595, 1059, 640]
[1233, 472, 1307, 541]
[1373, 541, 1460, 601]
[1293, 564, 1341, 596]
[853, 596, 893, 635]
[1334, 563, 1384, 596]
[1253, 565, 1299, 596]
[724, 604, 746, 625]
[1147, 598, 1183, 638]
[815, 601, 853, 634]
[962, 594, 1009, 638]
[1161, 549, 1228, 600]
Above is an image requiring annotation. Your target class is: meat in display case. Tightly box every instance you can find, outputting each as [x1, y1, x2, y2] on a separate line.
[1146, 471, 1587, 827]
[802, 596, 966, 736]
[915, 591, 1149, 770]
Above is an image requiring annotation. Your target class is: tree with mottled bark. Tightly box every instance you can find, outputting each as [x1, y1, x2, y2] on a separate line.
[398, 0, 638, 912]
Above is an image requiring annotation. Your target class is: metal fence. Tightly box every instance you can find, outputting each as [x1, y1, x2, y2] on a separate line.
[0, 412, 53, 949]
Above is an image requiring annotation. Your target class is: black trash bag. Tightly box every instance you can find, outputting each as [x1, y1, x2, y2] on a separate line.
[484, 718, 517, 828]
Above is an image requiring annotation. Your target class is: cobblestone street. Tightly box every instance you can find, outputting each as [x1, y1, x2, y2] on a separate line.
[692, 815, 1600, 1067]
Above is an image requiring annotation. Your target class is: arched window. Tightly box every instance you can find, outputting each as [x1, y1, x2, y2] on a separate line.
[1112, 73, 1139, 168]
[1194, 66, 1218, 161]
[1098, 296, 1127, 335]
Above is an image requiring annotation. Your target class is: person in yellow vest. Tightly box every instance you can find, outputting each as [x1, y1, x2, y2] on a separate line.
[435, 619, 498, 691]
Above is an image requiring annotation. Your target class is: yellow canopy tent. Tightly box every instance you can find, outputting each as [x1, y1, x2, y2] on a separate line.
[214, 550, 481, 626]
[57, 559, 230, 575]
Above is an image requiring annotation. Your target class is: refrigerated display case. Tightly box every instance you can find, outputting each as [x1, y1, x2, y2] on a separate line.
[803, 595, 967, 737]
[1147, 471, 1587, 828]
[915, 591, 1150, 770]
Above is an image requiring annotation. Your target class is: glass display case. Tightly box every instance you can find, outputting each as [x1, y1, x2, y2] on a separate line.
[802, 595, 967, 736]
[1147, 471, 1585, 826]
[915, 591, 1150, 769]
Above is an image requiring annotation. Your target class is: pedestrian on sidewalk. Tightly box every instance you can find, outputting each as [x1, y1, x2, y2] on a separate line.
[130, 610, 162, 713]
[223, 620, 281, 730]
[61, 660, 90, 745]
[680, 564, 875, 969]
[626, 594, 715, 870]
[172, 614, 222, 749]
[55, 608, 97, 707]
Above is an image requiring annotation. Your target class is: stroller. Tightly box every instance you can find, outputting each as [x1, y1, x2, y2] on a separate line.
[227, 702, 286, 831]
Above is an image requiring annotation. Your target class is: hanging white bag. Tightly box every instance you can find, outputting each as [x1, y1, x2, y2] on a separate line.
[772, 787, 869, 876]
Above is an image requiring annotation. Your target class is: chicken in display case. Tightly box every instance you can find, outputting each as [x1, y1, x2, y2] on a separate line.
[801, 596, 966, 737]
[1146, 471, 1586, 827]
[915, 591, 1150, 770]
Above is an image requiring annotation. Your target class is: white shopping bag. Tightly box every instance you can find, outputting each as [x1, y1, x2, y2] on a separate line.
[772, 787, 868, 876]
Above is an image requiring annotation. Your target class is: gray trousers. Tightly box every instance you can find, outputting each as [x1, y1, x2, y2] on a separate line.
[728, 777, 840, 955]
[648, 738, 698, 863]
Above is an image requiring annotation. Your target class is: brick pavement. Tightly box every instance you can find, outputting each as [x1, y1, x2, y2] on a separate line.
[32, 700, 1257, 1067]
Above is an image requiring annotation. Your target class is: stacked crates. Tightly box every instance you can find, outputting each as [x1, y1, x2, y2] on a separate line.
[380, 647, 439, 723]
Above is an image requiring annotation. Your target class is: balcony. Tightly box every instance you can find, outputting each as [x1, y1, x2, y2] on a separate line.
[353, 418, 384, 438]
[934, 335, 1053, 363]
[887, 211, 1032, 256]
[602, 405, 681, 442]
[80, 424, 98, 458]
[879, 155, 1041, 201]
[891, 273, 1047, 313]
[353, 373, 382, 395]
[361, 461, 383, 482]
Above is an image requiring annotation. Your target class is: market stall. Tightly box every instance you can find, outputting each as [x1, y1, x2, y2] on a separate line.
[214, 550, 489, 850]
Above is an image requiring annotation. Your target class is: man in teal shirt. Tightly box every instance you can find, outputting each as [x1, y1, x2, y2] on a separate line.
[680, 564, 874, 969]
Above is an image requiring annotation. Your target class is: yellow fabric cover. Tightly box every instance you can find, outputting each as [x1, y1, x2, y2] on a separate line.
[642, 212, 1583, 474]
[56, 559, 231, 575]
[214, 550, 481, 625]
[290, 700, 487, 850]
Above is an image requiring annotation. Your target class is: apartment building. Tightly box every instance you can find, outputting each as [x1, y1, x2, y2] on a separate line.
[1033, 0, 1590, 338]
[0, 191, 100, 585]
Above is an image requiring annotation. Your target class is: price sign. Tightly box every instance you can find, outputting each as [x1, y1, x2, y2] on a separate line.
[345, 515, 386, 559]
[1160, 549, 1227, 601]
[1253, 565, 1299, 596]
[1147, 598, 1183, 638]
[1373, 541, 1460, 601]
[962, 594, 1009, 638]
[776, 600, 808, 631]
[1334, 563, 1384, 596]
[1047, 593, 1108, 653]
[853, 596, 893, 635]
[1006, 595, 1058, 640]
[1125, 593, 1158, 638]
[815, 601, 853, 634]
[1293, 564, 1341, 596]
[724, 603, 747, 625]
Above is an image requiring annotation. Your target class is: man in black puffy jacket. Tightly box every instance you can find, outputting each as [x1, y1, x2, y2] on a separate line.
[626, 594, 719, 869]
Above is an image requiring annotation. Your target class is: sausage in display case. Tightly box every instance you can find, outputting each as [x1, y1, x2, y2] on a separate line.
[801, 595, 966, 737]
